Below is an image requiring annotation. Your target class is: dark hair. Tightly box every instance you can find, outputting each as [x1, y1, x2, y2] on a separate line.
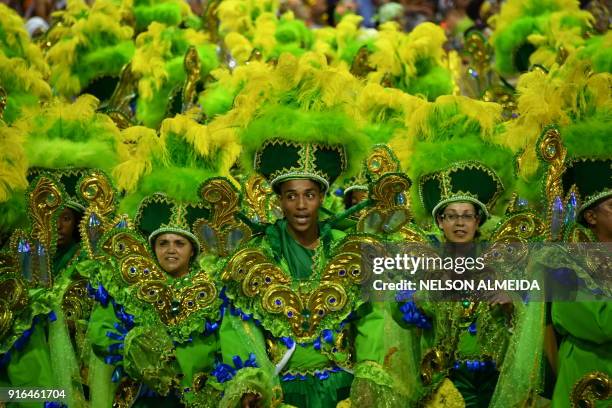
[343, 190, 354, 210]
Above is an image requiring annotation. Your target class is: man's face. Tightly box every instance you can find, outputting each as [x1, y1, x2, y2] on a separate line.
[153, 233, 194, 277]
[279, 179, 323, 237]
[57, 207, 77, 249]
[436, 202, 480, 243]
[583, 197, 612, 242]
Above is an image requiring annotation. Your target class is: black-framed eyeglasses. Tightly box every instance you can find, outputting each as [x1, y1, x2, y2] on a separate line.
[441, 213, 478, 222]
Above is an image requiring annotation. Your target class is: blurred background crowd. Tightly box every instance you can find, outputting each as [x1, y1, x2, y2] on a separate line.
[5, 0, 608, 51]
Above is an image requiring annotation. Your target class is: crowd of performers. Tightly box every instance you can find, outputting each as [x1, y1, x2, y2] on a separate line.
[0, 0, 610, 407]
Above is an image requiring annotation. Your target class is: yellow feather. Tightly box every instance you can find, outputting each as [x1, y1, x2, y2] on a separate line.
[112, 126, 164, 192]
[0, 123, 28, 202]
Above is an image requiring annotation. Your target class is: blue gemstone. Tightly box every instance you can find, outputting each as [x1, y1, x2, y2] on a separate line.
[287, 311, 293, 317]
[18, 239, 30, 253]
[275, 299, 282, 306]
[329, 298, 336, 304]
[89, 213, 100, 227]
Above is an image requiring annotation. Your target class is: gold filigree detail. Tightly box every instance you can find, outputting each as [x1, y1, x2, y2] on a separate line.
[29, 176, 62, 255]
[571, 371, 611, 408]
[105, 62, 137, 126]
[62, 278, 94, 323]
[483, 86, 517, 120]
[357, 174, 412, 234]
[321, 235, 381, 284]
[202, 0, 221, 43]
[223, 236, 382, 340]
[421, 348, 446, 385]
[243, 175, 274, 224]
[464, 30, 492, 82]
[483, 212, 546, 264]
[102, 230, 219, 326]
[136, 273, 218, 326]
[101, 231, 166, 283]
[80, 172, 116, 218]
[565, 224, 594, 243]
[79, 171, 118, 259]
[365, 145, 401, 180]
[112, 377, 140, 408]
[540, 127, 567, 241]
[196, 178, 252, 257]
[175, 274, 217, 322]
[0, 277, 28, 340]
[182, 46, 202, 112]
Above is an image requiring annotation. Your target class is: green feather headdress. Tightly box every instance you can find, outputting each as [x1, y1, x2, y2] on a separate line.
[393, 96, 515, 224]
[132, 23, 218, 128]
[489, 0, 593, 75]
[46, 0, 135, 98]
[240, 105, 368, 192]
[17, 95, 120, 173]
[367, 22, 455, 100]
[0, 4, 51, 123]
[538, 111, 611, 223]
[1, 96, 120, 237]
[117, 112, 235, 217]
[131, 0, 198, 32]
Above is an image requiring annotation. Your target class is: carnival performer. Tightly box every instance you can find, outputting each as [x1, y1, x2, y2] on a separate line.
[393, 96, 546, 407]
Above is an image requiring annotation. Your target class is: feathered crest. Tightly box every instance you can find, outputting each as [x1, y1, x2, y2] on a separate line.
[46, 0, 135, 97]
[131, 22, 218, 128]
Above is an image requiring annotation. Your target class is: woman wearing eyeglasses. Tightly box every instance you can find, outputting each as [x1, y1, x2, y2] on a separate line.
[392, 97, 545, 407]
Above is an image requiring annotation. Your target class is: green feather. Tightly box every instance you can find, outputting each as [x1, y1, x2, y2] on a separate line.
[239, 105, 369, 179]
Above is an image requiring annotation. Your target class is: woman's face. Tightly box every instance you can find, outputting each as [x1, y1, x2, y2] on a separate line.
[436, 202, 480, 243]
[154, 233, 194, 278]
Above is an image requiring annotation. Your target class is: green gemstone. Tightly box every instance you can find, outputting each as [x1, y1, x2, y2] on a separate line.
[171, 300, 181, 315]
[462, 300, 470, 308]
[301, 309, 311, 318]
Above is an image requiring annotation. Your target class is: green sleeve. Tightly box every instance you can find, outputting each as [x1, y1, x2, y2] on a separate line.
[351, 301, 411, 407]
[175, 333, 219, 386]
[88, 303, 120, 359]
[217, 314, 281, 408]
[552, 302, 612, 344]
[5, 323, 54, 389]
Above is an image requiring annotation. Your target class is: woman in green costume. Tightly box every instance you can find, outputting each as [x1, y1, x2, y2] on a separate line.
[395, 99, 546, 407]
[85, 191, 224, 408]
[212, 106, 402, 408]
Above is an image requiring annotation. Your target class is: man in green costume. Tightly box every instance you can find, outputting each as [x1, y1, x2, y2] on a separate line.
[0, 171, 91, 408]
[541, 128, 612, 408]
[215, 106, 402, 408]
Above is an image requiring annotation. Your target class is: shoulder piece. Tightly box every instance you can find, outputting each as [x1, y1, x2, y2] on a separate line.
[221, 234, 384, 342]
